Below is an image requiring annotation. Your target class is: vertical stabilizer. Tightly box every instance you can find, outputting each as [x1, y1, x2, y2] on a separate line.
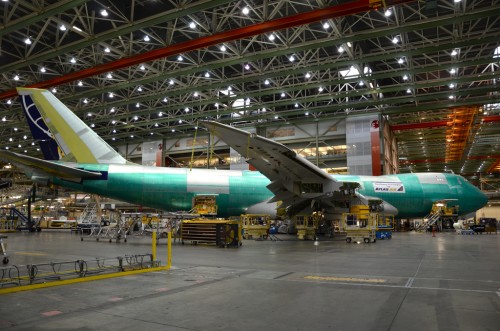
[17, 88, 128, 164]
[19, 93, 62, 160]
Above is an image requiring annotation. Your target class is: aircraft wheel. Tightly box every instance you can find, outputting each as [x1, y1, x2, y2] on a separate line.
[3, 257, 9, 264]
[364, 238, 370, 243]
[346, 237, 352, 243]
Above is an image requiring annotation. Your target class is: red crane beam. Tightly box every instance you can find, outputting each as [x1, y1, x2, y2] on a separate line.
[482, 115, 500, 123]
[391, 120, 449, 131]
[0, 0, 416, 100]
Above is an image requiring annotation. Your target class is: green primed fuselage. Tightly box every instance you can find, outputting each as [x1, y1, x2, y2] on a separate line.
[53, 164, 488, 218]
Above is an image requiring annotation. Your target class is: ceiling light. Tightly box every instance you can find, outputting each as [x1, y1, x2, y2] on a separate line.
[189, 22, 196, 29]
[100, 9, 108, 17]
[338, 46, 344, 53]
[90, 124, 95, 128]
[24, 38, 31, 45]
[305, 112, 309, 116]
[449, 83, 455, 88]
[193, 92, 199, 97]
[402, 74, 408, 80]
[163, 97, 168, 102]
[289, 55, 295, 62]
[137, 86, 143, 92]
[294, 103, 299, 108]
[135, 103, 140, 108]
[7, 100, 11, 105]
[59, 25, 66, 31]
[220, 45, 227, 52]
[73, 26, 82, 32]
[169, 79, 174, 85]
[1, 117, 6, 122]
[204, 72, 210, 78]
[143, 35, 150, 42]
[178, 119, 182, 123]
[242, 7, 250, 15]
[274, 115, 278, 119]
[392, 36, 399, 44]
[51, 88, 57, 93]
[305, 72, 311, 79]
[106, 73, 112, 79]
[112, 120, 116, 124]
[449, 95, 455, 99]
[281, 92, 286, 97]
[184, 107, 190, 112]
[130, 135, 134, 138]
[83, 98, 88, 104]
[264, 79, 270, 85]
[384, 9, 392, 17]
[359, 81, 365, 86]
[77, 81, 83, 86]
[133, 116, 138, 120]
[318, 86, 324, 92]
[177, 55, 183, 61]
[451, 49, 458, 56]
[13, 75, 19, 81]
[323, 22, 330, 29]
[171, 129, 175, 132]
[244, 64, 250, 70]
[159, 112, 163, 117]
[397, 58, 404, 64]
[406, 89, 412, 94]
[23, 135, 27, 139]
[450, 68, 456, 74]
[140, 65, 145, 70]
[108, 92, 114, 98]
[268, 34, 275, 41]
[70, 57, 76, 63]
[40, 67, 46, 73]
[104, 47, 110, 53]
[155, 123, 159, 127]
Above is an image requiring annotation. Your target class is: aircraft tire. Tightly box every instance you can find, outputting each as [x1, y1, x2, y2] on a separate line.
[346, 237, 352, 243]
[2, 257, 8, 264]
[364, 238, 370, 243]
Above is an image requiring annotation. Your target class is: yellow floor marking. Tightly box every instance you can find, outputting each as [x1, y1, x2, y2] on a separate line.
[304, 275, 386, 283]
[14, 251, 47, 256]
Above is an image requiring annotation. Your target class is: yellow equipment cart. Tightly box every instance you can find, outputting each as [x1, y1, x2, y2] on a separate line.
[241, 214, 270, 239]
[294, 214, 318, 240]
[343, 211, 377, 243]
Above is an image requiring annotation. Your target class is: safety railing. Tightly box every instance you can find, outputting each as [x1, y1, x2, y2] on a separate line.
[0, 254, 159, 288]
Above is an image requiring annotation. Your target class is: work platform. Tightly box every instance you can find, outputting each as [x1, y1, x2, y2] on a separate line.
[0, 231, 498, 330]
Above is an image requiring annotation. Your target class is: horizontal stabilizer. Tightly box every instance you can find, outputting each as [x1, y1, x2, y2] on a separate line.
[0, 150, 102, 179]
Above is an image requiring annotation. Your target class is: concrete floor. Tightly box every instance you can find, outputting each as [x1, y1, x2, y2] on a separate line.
[0, 231, 499, 331]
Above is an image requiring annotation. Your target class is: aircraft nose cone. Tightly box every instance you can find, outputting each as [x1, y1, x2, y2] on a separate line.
[476, 190, 489, 209]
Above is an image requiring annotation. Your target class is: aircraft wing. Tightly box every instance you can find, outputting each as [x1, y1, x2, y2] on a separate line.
[0, 150, 102, 180]
[201, 121, 355, 213]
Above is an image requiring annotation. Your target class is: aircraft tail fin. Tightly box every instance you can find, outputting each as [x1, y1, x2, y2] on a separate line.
[17, 88, 128, 165]
[19, 92, 63, 161]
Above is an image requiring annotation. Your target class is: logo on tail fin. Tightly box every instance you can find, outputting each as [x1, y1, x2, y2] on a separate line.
[20, 94, 64, 160]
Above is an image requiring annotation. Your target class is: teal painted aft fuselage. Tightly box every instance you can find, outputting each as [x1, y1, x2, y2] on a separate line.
[53, 164, 487, 218]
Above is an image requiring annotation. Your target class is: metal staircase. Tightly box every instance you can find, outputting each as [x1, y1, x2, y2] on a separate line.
[416, 210, 441, 232]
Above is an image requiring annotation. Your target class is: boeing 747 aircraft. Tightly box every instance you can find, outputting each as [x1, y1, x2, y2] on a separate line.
[0, 88, 488, 219]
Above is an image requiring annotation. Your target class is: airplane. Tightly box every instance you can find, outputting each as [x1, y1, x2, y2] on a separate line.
[0, 87, 488, 220]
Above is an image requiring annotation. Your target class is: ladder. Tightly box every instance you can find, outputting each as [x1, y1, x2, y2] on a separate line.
[416, 210, 441, 232]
